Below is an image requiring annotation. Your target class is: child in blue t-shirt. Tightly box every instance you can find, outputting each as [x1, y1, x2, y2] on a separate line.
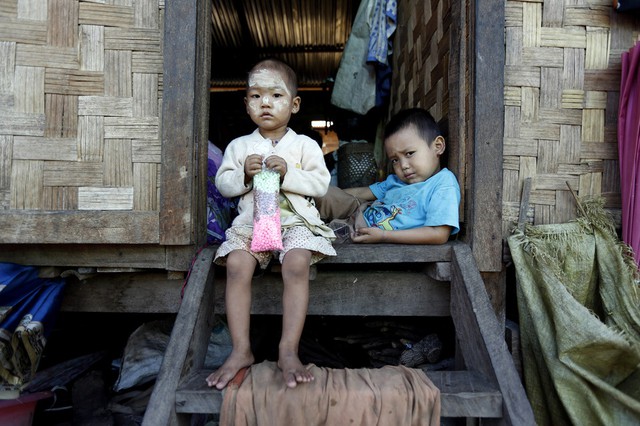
[317, 108, 460, 244]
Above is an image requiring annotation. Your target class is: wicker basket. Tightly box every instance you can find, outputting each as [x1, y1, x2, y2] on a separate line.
[338, 143, 377, 188]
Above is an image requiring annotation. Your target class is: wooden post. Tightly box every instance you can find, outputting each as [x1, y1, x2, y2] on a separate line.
[450, 244, 535, 425]
[142, 248, 217, 426]
[160, 0, 211, 246]
[469, 0, 505, 273]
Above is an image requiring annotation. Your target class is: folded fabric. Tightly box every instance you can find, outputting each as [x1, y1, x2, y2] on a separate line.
[220, 360, 440, 426]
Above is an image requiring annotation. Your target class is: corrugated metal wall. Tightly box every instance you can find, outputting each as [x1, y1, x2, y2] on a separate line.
[210, 0, 359, 87]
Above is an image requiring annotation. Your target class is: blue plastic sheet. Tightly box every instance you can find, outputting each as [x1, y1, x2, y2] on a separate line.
[0, 263, 66, 396]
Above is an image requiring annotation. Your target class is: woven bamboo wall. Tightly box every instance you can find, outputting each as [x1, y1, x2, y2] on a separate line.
[503, 0, 640, 236]
[0, 0, 164, 213]
[391, 0, 451, 124]
[390, 0, 467, 223]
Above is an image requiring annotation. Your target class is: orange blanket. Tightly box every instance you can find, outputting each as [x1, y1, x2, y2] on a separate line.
[221, 361, 441, 425]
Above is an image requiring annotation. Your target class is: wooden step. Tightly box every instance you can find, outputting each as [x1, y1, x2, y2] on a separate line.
[142, 243, 535, 426]
[214, 270, 452, 317]
[174, 368, 502, 418]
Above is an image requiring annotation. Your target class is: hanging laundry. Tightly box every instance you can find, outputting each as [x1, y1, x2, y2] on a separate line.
[618, 41, 640, 266]
[368, 0, 397, 108]
[331, 0, 397, 115]
[367, 0, 397, 66]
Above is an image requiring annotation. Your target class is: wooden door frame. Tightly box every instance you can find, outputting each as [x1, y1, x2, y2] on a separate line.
[160, 0, 507, 271]
[449, 0, 506, 319]
[160, 0, 211, 248]
[159, 0, 506, 272]
[468, 0, 505, 273]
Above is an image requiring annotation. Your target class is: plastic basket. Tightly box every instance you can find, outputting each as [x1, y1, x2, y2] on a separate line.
[337, 143, 377, 188]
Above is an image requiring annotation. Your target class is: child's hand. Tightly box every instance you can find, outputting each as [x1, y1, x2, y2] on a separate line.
[244, 154, 264, 182]
[351, 227, 386, 243]
[264, 155, 287, 181]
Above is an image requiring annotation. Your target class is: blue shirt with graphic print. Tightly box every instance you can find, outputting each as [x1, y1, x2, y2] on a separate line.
[364, 168, 460, 235]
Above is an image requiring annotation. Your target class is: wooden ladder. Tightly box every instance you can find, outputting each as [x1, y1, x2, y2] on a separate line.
[142, 241, 535, 425]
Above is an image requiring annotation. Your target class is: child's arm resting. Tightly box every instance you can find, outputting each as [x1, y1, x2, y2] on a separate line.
[344, 186, 376, 201]
[351, 225, 452, 245]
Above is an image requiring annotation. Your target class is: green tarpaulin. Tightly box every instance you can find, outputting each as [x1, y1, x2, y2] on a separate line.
[508, 198, 640, 425]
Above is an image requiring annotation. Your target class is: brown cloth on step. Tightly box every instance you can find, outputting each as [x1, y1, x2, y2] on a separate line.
[220, 361, 441, 426]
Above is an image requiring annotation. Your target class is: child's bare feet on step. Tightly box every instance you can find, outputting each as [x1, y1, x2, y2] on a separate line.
[278, 350, 313, 388]
[206, 350, 254, 390]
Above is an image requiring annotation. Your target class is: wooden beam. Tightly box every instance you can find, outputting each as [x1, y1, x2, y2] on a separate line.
[210, 86, 328, 92]
[142, 246, 216, 426]
[206, 242, 455, 264]
[0, 211, 158, 244]
[450, 244, 535, 425]
[159, 0, 210, 245]
[60, 273, 183, 313]
[213, 271, 451, 317]
[470, 0, 505, 272]
[193, 0, 212, 250]
[448, 0, 468, 225]
[322, 242, 454, 263]
[0, 244, 196, 271]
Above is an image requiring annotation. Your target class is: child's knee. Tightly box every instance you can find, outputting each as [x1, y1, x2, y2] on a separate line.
[226, 250, 257, 272]
[281, 250, 311, 277]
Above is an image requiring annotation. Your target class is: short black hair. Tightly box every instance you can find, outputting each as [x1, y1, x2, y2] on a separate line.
[247, 58, 298, 96]
[384, 108, 442, 145]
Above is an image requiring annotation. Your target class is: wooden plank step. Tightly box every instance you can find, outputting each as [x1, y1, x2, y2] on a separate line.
[213, 270, 451, 317]
[175, 369, 502, 419]
[322, 242, 455, 263]
[206, 242, 456, 265]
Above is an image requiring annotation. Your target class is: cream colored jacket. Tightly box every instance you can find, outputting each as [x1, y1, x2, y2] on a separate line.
[215, 129, 334, 239]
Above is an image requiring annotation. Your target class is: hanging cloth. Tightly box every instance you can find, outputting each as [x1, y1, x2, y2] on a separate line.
[366, 0, 397, 65]
[618, 41, 640, 266]
[507, 198, 640, 425]
[367, 0, 397, 108]
[331, 0, 397, 115]
[331, 0, 376, 115]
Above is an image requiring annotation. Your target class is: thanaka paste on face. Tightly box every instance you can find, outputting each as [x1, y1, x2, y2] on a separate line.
[246, 68, 292, 116]
[247, 68, 291, 95]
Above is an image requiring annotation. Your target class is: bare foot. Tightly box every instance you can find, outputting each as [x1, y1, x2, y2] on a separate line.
[206, 350, 254, 390]
[278, 350, 313, 388]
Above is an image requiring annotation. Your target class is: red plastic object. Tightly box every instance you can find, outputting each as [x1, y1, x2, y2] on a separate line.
[0, 391, 52, 426]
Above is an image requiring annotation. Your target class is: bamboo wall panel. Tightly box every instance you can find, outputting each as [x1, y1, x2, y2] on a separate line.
[391, 0, 451, 122]
[390, 0, 471, 234]
[391, 0, 462, 202]
[502, 0, 640, 236]
[0, 0, 164, 244]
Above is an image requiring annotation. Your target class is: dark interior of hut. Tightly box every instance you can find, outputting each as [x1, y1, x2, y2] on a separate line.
[208, 0, 383, 161]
